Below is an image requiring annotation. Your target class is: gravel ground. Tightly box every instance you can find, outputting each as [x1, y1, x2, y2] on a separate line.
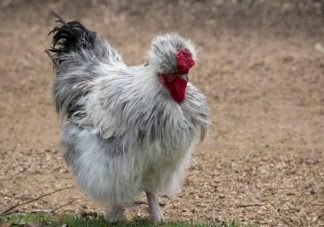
[0, 1, 323, 226]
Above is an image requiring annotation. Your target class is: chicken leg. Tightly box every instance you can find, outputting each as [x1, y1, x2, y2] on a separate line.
[146, 192, 164, 222]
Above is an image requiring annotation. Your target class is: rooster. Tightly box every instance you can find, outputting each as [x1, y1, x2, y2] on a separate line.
[47, 13, 210, 223]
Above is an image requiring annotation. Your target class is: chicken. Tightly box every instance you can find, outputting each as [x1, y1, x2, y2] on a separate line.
[47, 13, 210, 223]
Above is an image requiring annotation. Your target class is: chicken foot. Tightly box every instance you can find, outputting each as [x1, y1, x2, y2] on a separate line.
[104, 205, 128, 223]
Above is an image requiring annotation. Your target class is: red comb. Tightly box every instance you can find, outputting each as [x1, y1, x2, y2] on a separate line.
[176, 49, 194, 75]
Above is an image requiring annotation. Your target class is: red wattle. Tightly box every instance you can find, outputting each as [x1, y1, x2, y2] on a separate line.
[168, 76, 187, 103]
[159, 74, 187, 103]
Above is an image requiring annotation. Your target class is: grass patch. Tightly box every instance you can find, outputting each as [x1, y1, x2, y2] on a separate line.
[0, 213, 249, 227]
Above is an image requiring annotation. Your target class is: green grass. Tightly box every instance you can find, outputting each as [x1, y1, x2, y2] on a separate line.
[0, 213, 249, 227]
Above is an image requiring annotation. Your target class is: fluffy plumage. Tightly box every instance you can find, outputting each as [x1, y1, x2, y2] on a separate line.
[47, 13, 210, 222]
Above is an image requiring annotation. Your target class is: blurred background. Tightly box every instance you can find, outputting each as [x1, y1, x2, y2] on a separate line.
[0, 0, 323, 226]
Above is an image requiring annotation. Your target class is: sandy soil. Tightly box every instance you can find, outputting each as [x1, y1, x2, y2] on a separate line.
[0, 1, 323, 226]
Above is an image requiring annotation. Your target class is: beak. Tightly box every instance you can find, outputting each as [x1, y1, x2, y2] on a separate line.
[180, 74, 189, 82]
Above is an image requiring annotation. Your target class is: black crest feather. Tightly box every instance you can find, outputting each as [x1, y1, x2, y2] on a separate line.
[46, 12, 97, 68]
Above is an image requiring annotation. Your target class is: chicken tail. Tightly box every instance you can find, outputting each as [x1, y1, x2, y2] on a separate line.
[47, 13, 125, 119]
[47, 12, 97, 68]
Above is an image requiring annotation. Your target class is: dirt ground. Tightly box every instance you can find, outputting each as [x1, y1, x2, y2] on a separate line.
[0, 1, 324, 226]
